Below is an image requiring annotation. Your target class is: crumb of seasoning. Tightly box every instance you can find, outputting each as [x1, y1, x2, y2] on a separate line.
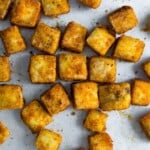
[144, 37, 147, 40]
[134, 70, 138, 74]
[66, 114, 69, 117]
[17, 79, 20, 82]
[71, 111, 76, 116]
[119, 111, 132, 120]
[105, 9, 108, 13]
[29, 51, 34, 55]
[10, 137, 14, 140]
[118, 73, 120, 76]
[26, 134, 29, 137]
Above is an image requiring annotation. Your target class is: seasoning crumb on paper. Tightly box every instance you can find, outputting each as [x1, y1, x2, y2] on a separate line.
[119, 111, 132, 120]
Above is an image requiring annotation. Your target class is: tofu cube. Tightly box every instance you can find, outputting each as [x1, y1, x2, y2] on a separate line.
[0, 122, 10, 144]
[10, 0, 41, 27]
[88, 133, 113, 150]
[99, 83, 131, 111]
[0, 56, 11, 82]
[0, 85, 24, 110]
[113, 35, 145, 62]
[29, 55, 56, 83]
[87, 26, 115, 56]
[89, 56, 116, 83]
[0, 26, 26, 55]
[73, 82, 99, 109]
[42, 0, 70, 17]
[59, 53, 87, 81]
[35, 129, 62, 150]
[143, 61, 150, 78]
[83, 110, 108, 132]
[61, 21, 87, 52]
[108, 6, 138, 34]
[0, 0, 11, 20]
[31, 23, 61, 54]
[21, 100, 52, 133]
[79, 0, 102, 9]
[131, 79, 150, 106]
[41, 83, 70, 115]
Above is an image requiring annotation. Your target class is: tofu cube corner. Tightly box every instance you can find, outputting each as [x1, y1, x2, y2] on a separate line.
[79, 0, 102, 9]
[143, 61, 150, 78]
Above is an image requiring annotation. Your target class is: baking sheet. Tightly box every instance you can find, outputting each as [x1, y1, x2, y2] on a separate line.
[0, 0, 150, 149]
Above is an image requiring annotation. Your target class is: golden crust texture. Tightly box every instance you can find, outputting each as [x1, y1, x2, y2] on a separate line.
[143, 61, 150, 78]
[79, 0, 102, 9]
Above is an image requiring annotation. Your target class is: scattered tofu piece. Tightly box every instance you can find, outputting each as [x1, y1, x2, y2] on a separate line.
[99, 83, 131, 111]
[21, 100, 52, 133]
[113, 35, 145, 62]
[108, 6, 138, 34]
[73, 82, 99, 109]
[143, 61, 150, 78]
[29, 55, 56, 83]
[87, 26, 115, 56]
[79, 0, 102, 9]
[31, 23, 61, 54]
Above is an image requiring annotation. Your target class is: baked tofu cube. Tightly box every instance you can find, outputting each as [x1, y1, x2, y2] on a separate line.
[143, 61, 150, 78]
[21, 100, 52, 133]
[87, 26, 115, 56]
[0, 56, 11, 82]
[0, 0, 11, 20]
[99, 83, 131, 111]
[29, 55, 56, 83]
[0, 122, 10, 144]
[89, 56, 116, 83]
[83, 110, 108, 132]
[41, 83, 70, 115]
[140, 113, 150, 138]
[10, 0, 41, 27]
[61, 21, 87, 52]
[36, 129, 62, 150]
[113, 35, 145, 62]
[131, 79, 150, 106]
[41, 0, 70, 17]
[89, 133, 113, 150]
[108, 6, 138, 34]
[73, 82, 99, 109]
[79, 0, 102, 9]
[31, 23, 61, 54]
[0, 26, 26, 55]
[59, 53, 87, 81]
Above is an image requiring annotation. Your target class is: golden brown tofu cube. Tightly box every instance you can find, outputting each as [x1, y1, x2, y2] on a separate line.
[21, 100, 52, 133]
[10, 0, 41, 27]
[0, 26, 26, 55]
[89, 133, 113, 150]
[29, 55, 56, 83]
[99, 83, 131, 111]
[41, 83, 70, 115]
[83, 110, 108, 132]
[89, 56, 116, 83]
[140, 113, 150, 138]
[87, 26, 115, 56]
[0, 56, 11, 82]
[73, 82, 99, 109]
[108, 6, 138, 34]
[131, 79, 150, 106]
[31, 23, 61, 54]
[113, 35, 145, 62]
[42, 0, 70, 17]
[61, 21, 87, 52]
[59, 53, 87, 81]
[0, 0, 11, 20]
[79, 0, 102, 9]
[0, 122, 10, 144]
[35, 129, 62, 150]
[143, 61, 150, 78]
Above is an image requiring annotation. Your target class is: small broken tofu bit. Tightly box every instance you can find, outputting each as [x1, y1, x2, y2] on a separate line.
[88, 132, 113, 150]
[21, 100, 52, 133]
[0, 26, 26, 55]
[42, 0, 70, 17]
[89, 56, 116, 83]
[79, 0, 102, 9]
[83, 110, 108, 132]
[0, 122, 10, 144]
[131, 79, 150, 106]
[41, 83, 70, 115]
[108, 6, 138, 34]
[35, 129, 62, 150]
[113, 35, 145, 62]
[143, 61, 150, 78]
[29, 55, 56, 83]
[61, 21, 87, 53]
[99, 83, 131, 111]
[73, 82, 99, 109]
[140, 113, 150, 138]
[0, 56, 11, 82]
[31, 23, 61, 54]
[10, 0, 41, 27]
[59, 53, 87, 81]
